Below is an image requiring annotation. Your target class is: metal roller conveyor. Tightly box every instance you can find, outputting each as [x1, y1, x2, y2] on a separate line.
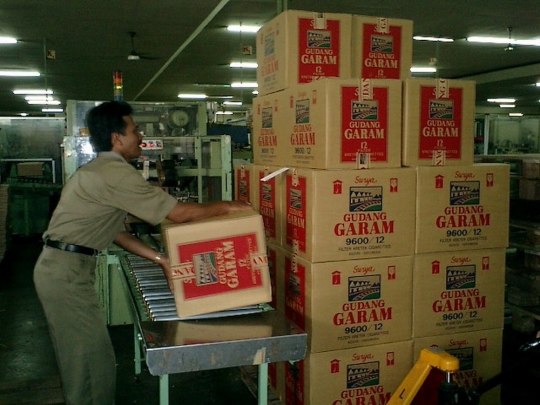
[114, 250, 308, 405]
[122, 254, 181, 321]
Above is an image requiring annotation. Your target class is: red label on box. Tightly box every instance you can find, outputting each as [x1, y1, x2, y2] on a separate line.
[361, 23, 402, 79]
[286, 174, 307, 252]
[176, 233, 264, 299]
[285, 257, 306, 330]
[341, 85, 389, 162]
[298, 18, 341, 83]
[258, 170, 277, 238]
[285, 360, 305, 405]
[267, 247, 277, 309]
[235, 167, 251, 203]
[419, 86, 463, 160]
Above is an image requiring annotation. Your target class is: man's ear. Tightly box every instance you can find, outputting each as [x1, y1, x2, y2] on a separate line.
[111, 132, 122, 146]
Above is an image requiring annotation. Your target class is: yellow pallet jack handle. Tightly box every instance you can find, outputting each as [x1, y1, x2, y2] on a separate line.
[389, 347, 460, 405]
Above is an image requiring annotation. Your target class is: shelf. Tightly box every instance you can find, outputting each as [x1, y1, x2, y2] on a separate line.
[510, 219, 540, 231]
[507, 303, 540, 322]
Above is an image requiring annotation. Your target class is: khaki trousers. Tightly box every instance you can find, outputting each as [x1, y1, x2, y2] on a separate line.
[34, 246, 115, 405]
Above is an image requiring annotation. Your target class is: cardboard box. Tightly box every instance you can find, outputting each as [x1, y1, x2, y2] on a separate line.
[415, 164, 510, 253]
[403, 78, 476, 167]
[522, 159, 540, 179]
[524, 250, 540, 270]
[413, 328, 502, 405]
[519, 178, 540, 200]
[279, 340, 413, 405]
[256, 9, 352, 96]
[158, 315, 274, 346]
[413, 248, 506, 337]
[252, 91, 288, 166]
[16, 162, 44, 177]
[267, 243, 286, 314]
[233, 163, 256, 204]
[283, 253, 413, 352]
[252, 165, 284, 246]
[352, 15, 413, 80]
[161, 210, 272, 318]
[282, 78, 403, 169]
[282, 167, 416, 262]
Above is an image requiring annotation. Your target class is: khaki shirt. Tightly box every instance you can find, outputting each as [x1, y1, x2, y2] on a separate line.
[44, 151, 177, 250]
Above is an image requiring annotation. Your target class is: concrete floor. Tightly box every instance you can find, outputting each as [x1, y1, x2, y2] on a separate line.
[1, 236, 540, 404]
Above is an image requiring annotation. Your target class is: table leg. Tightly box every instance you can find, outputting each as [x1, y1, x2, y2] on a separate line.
[134, 324, 142, 375]
[159, 374, 169, 405]
[258, 363, 268, 405]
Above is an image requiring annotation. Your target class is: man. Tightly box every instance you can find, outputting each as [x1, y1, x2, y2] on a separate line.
[33, 101, 251, 405]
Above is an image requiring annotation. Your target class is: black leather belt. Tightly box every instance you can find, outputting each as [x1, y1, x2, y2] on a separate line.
[44, 239, 98, 256]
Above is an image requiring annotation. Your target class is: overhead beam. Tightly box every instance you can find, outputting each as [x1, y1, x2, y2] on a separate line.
[133, 0, 231, 100]
[462, 63, 540, 84]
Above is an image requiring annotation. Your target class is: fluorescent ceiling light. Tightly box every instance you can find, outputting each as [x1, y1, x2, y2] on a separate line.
[27, 100, 61, 105]
[467, 36, 540, 46]
[252, 90, 259, 95]
[230, 62, 258, 68]
[24, 95, 54, 100]
[410, 67, 437, 73]
[178, 93, 207, 99]
[0, 37, 17, 44]
[500, 104, 515, 108]
[216, 111, 234, 115]
[20, 113, 28, 116]
[227, 25, 260, 33]
[42, 108, 63, 113]
[223, 101, 242, 106]
[209, 95, 233, 99]
[13, 89, 53, 95]
[195, 83, 231, 88]
[509, 113, 523, 117]
[231, 82, 258, 88]
[487, 98, 515, 103]
[0, 70, 40, 77]
[413, 36, 454, 42]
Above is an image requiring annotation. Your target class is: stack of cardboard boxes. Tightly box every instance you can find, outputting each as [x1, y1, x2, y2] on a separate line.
[234, 9, 509, 405]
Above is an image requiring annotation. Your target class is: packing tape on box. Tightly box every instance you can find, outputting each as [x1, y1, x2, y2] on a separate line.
[313, 12, 327, 29]
[376, 17, 389, 34]
[260, 167, 289, 182]
[432, 149, 446, 166]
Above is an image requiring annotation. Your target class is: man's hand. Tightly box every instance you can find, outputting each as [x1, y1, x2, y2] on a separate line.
[156, 256, 174, 293]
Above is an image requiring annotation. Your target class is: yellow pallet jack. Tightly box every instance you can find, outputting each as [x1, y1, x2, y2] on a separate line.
[388, 338, 540, 405]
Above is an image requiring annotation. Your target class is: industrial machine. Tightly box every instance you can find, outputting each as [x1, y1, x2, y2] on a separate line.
[0, 116, 64, 237]
[134, 135, 232, 202]
[0, 158, 62, 236]
[63, 100, 232, 202]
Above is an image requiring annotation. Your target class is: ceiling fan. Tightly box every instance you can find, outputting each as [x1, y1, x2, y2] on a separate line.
[504, 27, 516, 51]
[127, 31, 161, 61]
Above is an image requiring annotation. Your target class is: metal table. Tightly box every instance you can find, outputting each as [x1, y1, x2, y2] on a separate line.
[116, 252, 307, 404]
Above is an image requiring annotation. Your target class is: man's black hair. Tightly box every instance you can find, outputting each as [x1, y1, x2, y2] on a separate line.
[86, 101, 133, 152]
